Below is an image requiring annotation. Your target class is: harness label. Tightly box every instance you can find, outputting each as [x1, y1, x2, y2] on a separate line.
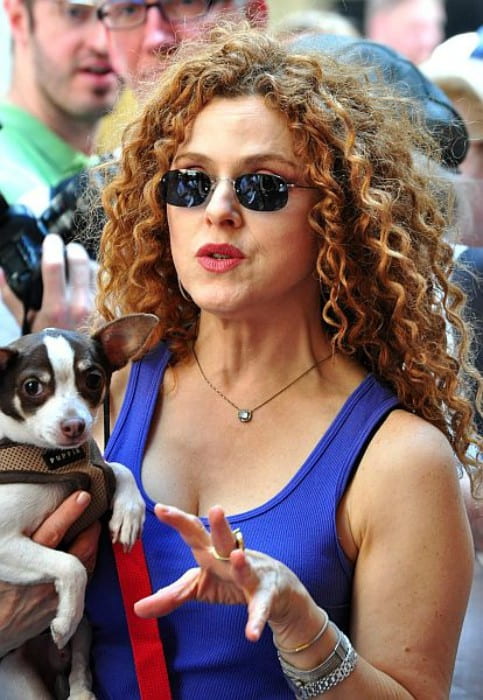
[42, 446, 86, 470]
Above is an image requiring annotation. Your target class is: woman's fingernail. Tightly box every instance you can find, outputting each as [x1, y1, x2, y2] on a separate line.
[76, 491, 91, 506]
[156, 504, 172, 514]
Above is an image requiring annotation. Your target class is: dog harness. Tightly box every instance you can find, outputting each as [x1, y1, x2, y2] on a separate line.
[0, 438, 115, 544]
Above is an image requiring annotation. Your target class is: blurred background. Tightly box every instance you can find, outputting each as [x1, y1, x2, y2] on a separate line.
[2, 0, 482, 96]
[1, 5, 11, 95]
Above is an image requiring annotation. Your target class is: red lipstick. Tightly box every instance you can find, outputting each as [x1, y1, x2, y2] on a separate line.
[196, 244, 245, 273]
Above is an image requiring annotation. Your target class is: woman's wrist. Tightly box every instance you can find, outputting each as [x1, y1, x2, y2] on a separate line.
[273, 607, 330, 656]
[278, 623, 358, 699]
[271, 606, 339, 671]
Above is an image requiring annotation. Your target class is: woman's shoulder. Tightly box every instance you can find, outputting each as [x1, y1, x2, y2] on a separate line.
[345, 410, 464, 546]
[359, 409, 458, 491]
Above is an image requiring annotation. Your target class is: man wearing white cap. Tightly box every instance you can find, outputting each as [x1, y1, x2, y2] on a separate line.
[423, 29, 483, 568]
[422, 28, 483, 181]
[421, 29, 483, 373]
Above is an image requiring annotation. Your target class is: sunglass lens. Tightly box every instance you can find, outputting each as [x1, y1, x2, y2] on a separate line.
[236, 174, 288, 211]
[161, 170, 211, 207]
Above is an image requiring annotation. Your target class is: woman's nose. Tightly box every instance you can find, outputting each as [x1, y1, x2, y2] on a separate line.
[204, 180, 243, 228]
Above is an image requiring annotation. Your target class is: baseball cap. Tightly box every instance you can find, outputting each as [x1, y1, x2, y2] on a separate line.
[420, 28, 483, 141]
[290, 33, 470, 169]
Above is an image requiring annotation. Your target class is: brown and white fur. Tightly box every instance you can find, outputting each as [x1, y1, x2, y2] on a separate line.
[0, 314, 158, 699]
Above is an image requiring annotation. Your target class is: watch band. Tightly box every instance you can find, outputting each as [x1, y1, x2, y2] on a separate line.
[278, 624, 358, 698]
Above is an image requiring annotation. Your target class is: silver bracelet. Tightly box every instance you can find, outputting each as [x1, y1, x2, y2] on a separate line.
[278, 624, 358, 698]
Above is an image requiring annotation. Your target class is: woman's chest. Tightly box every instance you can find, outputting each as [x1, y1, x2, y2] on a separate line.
[141, 400, 335, 516]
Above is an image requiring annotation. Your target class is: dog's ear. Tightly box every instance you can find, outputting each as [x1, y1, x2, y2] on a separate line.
[0, 347, 18, 372]
[92, 313, 159, 371]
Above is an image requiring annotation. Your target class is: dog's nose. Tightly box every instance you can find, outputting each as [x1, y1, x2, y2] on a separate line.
[61, 418, 86, 440]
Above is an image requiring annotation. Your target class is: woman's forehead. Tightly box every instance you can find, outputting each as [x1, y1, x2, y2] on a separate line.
[175, 96, 297, 160]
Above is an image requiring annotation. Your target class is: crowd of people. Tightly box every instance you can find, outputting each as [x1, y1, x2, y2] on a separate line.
[0, 1, 482, 697]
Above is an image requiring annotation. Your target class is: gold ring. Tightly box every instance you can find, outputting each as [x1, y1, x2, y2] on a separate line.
[210, 528, 245, 561]
[233, 528, 245, 551]
[210, 547, 231, 561]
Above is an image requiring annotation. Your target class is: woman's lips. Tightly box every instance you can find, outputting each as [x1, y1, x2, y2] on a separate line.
[196, 244, 245, 272]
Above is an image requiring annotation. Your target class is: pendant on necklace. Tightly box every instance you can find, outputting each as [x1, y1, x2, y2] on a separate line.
[237, 409, 253, 423]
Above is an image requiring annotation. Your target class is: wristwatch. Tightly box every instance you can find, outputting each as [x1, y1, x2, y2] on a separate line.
[278, 625, 358, 698]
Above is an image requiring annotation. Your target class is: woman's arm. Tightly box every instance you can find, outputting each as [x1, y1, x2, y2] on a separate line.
[342, 410, 474, 698]
[0, 491, 100, 657]
[135, 412, 473, 699]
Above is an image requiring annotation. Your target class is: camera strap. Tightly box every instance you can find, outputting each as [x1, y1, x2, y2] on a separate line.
[21, 306, 32, 335]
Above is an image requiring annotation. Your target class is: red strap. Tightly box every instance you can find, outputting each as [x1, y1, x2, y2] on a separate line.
[113, 540, 172, 700]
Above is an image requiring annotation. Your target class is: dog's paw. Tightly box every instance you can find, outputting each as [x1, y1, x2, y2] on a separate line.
[109, 497, 146, 551]
[51, 615, 78, 650]
[108, 461, 146, 551]
[68, 691, 96, 700]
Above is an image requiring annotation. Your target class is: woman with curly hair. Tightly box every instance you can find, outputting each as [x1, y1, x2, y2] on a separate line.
[79, 24, 483, 697]
[2, 23, 481, 699]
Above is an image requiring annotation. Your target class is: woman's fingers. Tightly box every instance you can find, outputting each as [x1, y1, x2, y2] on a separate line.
[229, 549, 275, 640]
[208, 505, 241, 559]
[135, 568, 201, 618]
[68, 521, 102, 575]
[154, 503, 243, 560]
[150, 502, 299, 642]
[32, 491, 91, 548]
[154, 503, 212, 551]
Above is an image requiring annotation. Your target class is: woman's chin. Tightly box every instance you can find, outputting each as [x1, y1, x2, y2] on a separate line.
[192, 289, 249, 317]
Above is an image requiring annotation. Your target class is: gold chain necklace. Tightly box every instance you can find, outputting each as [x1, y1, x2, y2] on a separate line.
[192, 346, 334, 423]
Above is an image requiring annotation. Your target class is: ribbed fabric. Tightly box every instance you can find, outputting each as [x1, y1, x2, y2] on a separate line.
[86, 342, 400, 699]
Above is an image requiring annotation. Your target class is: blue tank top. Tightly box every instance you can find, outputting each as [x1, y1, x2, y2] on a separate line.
[86, 342, 399, 699]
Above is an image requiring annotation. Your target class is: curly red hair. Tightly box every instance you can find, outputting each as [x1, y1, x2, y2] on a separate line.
[97, 23, 482, 488]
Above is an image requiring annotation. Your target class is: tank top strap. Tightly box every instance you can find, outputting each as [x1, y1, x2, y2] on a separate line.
[319, 375, 401, 502]
[105, 342, 171, 463]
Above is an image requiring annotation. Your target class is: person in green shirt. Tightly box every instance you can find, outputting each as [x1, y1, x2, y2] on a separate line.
[0, 102, 93, 204]
[0, 0, 119, 201]
[0, 0, 121, 338]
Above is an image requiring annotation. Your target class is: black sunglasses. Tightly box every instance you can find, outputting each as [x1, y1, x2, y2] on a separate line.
[159, 169, 317, 212]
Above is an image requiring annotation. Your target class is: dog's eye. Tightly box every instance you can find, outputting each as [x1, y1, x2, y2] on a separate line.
[85, 369, 104, 391]
[23, 378, 43, 396]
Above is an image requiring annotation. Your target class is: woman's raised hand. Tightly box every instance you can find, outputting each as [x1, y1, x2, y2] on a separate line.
[134, 503, 316, 645]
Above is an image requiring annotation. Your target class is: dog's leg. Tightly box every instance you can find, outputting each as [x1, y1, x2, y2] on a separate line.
[107, 461, 146, 551]
[67, 617, 95, 700]
[0, 538, 87, 650]
[0, 648, 53, 700]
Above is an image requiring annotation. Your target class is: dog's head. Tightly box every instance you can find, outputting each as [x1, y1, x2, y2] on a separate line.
[0, 314, 158, 449]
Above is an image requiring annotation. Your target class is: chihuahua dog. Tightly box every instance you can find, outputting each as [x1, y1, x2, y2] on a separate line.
[0, 313, 158, 699]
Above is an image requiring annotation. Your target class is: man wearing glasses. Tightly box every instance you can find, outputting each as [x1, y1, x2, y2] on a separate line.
[95, 0, 268, 94]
